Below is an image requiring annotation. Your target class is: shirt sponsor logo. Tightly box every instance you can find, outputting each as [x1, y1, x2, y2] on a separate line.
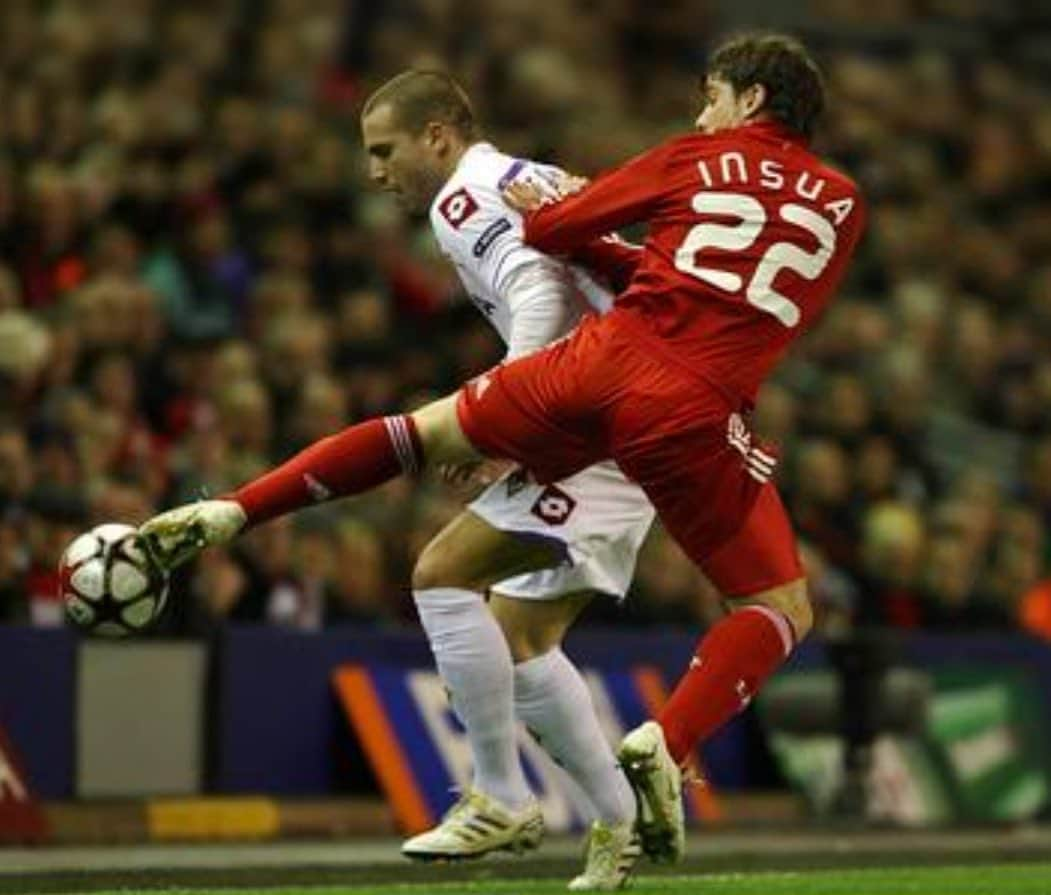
[438, 188, 479, 228]
[472, 217, 512, 258]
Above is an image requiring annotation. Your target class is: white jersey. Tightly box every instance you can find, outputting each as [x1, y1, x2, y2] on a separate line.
[429, 142, 655, 600]
[429, 143, 613, 359]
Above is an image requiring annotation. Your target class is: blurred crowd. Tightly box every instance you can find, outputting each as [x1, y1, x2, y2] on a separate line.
[1, 0, 1051, 640]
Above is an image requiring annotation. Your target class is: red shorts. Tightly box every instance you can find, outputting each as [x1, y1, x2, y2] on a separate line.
[457, 311, 803, 597]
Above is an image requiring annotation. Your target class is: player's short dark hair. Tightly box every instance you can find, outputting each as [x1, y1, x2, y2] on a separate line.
[362, 70, 477, 139]
[707, 34, 825, 140]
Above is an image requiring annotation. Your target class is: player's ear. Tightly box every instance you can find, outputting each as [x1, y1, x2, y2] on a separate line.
[742, 83, 768, 119]
[424, 121, 447, 152]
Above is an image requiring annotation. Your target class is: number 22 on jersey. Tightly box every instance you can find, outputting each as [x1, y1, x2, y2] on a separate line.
[674, 190, 837, 328]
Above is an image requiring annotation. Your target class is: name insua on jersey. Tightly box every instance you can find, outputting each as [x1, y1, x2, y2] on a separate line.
[696, 152, 855, 227]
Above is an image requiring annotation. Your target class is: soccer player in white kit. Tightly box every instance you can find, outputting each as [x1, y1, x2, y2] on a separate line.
[360, 71, 655, 887]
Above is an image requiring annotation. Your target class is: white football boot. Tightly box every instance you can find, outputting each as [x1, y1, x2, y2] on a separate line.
[617, 721, 685, 863]
[139, 499, 247, 571]
[401, 789, 544, 861]
[567, 820, 642, 891]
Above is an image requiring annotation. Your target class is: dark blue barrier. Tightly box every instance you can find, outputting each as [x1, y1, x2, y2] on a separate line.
[0, 626, 76, 798]
[213, 624, 754, 794]
[214, 625, 434, 794]
[4, 624, 1050, 800]
[213, 626, 1051, 797]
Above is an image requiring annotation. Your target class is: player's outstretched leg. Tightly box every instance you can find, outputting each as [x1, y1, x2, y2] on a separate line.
[140, 398, 474, 570]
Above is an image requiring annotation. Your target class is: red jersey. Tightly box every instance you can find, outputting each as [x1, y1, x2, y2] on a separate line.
[522, 121, 865, 404]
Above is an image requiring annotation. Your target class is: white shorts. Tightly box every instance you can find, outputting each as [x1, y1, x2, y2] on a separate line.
[467, 460, 655, 600]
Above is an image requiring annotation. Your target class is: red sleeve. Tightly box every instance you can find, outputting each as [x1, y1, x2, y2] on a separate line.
[571, 236, 642, 293]
[522, 139, 678, 253]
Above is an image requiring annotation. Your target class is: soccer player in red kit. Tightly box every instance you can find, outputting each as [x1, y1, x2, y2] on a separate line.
[475, 33, 864, 849]
[137, 34, 864, 861]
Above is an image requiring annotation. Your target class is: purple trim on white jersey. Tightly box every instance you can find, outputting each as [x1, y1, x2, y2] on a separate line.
[497, 159, 526, 191]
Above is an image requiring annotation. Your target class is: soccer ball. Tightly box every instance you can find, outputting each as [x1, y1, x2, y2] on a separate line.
[59, 523, 169, 636]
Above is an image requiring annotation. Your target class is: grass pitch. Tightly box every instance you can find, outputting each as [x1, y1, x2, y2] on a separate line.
[51, 863, 1051, 895]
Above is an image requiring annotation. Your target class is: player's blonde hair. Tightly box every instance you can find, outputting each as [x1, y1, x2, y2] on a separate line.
[362, 70, 477, 139]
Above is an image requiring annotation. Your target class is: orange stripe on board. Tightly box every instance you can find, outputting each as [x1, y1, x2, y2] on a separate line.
[333, 665, 433, 834]
[633, 666, 723, 824]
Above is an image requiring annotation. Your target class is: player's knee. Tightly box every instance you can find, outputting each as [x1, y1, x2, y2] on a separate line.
[495, 617, 549, 663]
[502, 628, 535, 663]
[490, 594, 581, 662]
[412, 545, 452, 591]
[412, 541, 482, 592]
[748, 578, 813, 644]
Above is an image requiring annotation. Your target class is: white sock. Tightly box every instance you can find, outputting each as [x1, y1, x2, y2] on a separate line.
[413, 587, 533, 810]
[514, 648, 635, 825]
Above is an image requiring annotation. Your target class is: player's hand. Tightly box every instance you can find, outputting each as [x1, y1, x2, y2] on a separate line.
[503, 180, 546, 214]
[503, 173, 589, 213]
[552, 173, 589, 198]
[439, 462, 483, 490]
[475, 458, 515, 485]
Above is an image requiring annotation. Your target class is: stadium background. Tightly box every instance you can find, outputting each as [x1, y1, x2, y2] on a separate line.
[2, 0, 1051, 867]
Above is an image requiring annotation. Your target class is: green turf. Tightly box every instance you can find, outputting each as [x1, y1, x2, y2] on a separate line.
[53, 863, 1051, 895]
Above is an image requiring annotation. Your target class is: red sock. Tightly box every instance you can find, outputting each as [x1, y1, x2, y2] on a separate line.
[234, 415, 423, 527]
[658, 605, 795, 765]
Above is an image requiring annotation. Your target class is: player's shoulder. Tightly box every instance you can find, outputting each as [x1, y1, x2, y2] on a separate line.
[799, 145, 858, 193]
[430, 143, 522, 231]
[632, 130, 703, 163]
[428, 143, 560, 265]
[806, 154, 865, 234]
[457, 141, 524, 189]
[637, 129, 767, 176]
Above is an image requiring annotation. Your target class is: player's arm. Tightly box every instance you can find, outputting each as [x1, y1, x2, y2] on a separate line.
[431, 183, 581, 359]
[513, 140, 677, 254]
[506, 165, 643, 294]
[502, 258, 579, 358]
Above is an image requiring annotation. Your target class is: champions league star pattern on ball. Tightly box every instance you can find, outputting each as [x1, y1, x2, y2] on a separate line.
[59, 524, 169, 637]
